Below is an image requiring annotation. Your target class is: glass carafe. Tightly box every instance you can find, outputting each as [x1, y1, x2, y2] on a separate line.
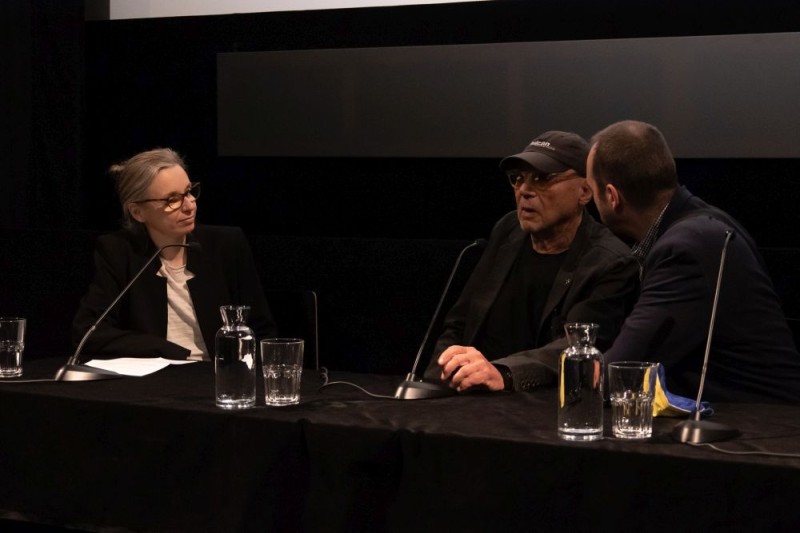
[214, 305, 256, 409]
[557, 322, 604, 441]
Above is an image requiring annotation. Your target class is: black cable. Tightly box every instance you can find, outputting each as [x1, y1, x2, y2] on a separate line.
[0, 378, 55, 383]
[688, 441, 800, 458]
[317, 367, 396, 399]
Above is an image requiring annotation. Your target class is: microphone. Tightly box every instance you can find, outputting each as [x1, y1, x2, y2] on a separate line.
[672, 230, 740, 443]
[54, 241, 200, 382]
[394, 239, 487, 400]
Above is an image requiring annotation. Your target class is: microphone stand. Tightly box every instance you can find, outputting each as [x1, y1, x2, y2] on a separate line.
[672, 230, 740, 443]
[54, 242, 194, 382]
[394, 240, 484, 400]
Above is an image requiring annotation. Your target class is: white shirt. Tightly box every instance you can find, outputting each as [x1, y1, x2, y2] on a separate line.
[158, 259, 209, 360]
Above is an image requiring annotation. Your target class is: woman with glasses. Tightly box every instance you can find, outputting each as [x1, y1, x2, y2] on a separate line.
[71, 148, 275, 361]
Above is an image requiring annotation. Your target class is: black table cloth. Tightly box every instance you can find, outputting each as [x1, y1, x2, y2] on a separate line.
[2, 358, 799, 532]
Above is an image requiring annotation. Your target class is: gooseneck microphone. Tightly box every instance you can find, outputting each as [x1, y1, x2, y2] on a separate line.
[54, 241, 200, 382]
[394, 239, 487, 400]
[672, 230, 740, 443]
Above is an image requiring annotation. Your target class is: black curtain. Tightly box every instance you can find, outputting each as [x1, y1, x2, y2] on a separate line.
[1, 0, 85, 230]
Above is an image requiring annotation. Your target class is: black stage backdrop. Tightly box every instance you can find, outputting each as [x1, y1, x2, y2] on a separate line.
[3, 1, 800, 353]
[1, 0, 85, 230]
[81, 2, 800, 246]
[79, 1, 800, 336]
[3, 0, 798, 244]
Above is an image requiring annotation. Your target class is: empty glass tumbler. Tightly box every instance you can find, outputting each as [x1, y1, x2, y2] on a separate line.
[0, 317, 25, 378]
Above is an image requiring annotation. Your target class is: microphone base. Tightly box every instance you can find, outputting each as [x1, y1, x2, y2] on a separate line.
[394, 375, 456, 400]
[671, 419, 740, 444]
[54, 364, 123, 382]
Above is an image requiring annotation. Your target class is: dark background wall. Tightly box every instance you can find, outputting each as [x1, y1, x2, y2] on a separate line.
[4, 0, 797, 242]
[1, 0, 86, 231]
[3, 0, 799, 239]
[3, 0, 799, 372]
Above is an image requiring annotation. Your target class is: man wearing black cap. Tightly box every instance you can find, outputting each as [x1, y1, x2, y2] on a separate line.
[424, 131, 639, 392]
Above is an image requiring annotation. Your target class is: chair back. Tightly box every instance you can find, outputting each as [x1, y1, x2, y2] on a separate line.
[265, 289, 319, 370]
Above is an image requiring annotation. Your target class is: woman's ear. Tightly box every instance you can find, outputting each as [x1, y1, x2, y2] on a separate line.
[128, 203, 145, 223]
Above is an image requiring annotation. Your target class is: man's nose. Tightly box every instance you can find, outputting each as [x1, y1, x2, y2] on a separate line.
[519, 183, 538, 197]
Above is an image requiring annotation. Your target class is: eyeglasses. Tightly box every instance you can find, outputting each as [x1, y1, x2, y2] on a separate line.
[132, 182, 201, 212]
[506, 170, 581, 190]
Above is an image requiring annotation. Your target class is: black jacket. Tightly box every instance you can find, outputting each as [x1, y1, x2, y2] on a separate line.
[606, 186, 800, 403]
[71, 224, 276, 361]
[426, 211, 639, 390]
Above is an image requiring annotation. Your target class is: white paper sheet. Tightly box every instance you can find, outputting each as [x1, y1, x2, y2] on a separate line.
[85, 357, 198, 377]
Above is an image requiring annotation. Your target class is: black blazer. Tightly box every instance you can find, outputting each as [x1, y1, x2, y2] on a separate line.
[426, 211, 639, 390]
[606, 186, 800, 403]
[71, 224, 276, 361]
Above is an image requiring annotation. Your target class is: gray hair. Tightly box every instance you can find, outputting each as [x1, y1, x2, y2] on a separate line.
[109, 148, 186, 229]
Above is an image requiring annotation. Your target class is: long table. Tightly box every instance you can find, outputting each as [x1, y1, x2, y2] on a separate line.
[2, 358, 800, 532]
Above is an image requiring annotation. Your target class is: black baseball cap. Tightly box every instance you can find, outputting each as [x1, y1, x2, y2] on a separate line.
[499, 131, 589, 177]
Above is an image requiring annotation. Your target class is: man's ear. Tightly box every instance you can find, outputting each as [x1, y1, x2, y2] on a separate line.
[577, 180, 593, 206]
[606, 183, 622, 211]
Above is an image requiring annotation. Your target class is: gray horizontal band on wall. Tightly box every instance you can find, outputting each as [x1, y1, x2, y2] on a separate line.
[218, 32, 800, 159]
